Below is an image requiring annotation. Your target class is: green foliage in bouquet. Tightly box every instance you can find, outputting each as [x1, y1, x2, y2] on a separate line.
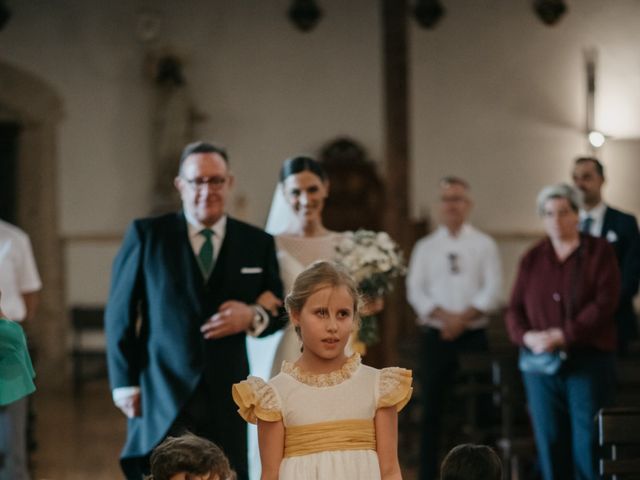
[358, 314, 380, 347]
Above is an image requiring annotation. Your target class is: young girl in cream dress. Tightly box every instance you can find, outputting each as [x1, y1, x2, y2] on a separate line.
[234, 261, 412, 480]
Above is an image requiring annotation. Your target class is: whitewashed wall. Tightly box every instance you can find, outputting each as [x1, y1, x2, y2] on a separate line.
[410, 0, 640, 231]
[1, 0, 639, 307]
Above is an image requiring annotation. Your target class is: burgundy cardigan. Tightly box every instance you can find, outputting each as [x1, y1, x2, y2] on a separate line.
[506, 234, 620, 352]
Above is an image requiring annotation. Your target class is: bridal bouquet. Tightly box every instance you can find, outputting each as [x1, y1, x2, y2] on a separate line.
[335, 230, 407, 348]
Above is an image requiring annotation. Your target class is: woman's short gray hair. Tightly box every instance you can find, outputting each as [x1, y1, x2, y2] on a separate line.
[536, 183, 582, 215]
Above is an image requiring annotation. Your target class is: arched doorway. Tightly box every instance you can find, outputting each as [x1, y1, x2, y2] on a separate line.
[0, 60, 66, 385]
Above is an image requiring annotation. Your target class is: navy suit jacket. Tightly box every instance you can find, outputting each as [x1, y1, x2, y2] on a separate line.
[600, 206, 640, 341]
[105, 213, 283, 461]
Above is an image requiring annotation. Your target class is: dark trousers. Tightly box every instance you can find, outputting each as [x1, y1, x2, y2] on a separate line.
[522, 351, 615, 480]
[121, 380, 248, 480]
[419, 327, 489, 480]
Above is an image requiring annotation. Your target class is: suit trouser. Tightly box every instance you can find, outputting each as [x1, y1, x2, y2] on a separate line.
[121, 380, 248, 480]
[522, 351, 615, 480]
[419, 327, 489, 480]
[0, 397, 30, 480]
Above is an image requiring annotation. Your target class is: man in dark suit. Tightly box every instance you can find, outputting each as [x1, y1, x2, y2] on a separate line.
[106, 141, 284, 480]
[573, 156, 640, 355]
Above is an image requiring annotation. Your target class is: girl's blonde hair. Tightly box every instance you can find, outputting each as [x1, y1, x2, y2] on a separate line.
[285, 260, 362, 337]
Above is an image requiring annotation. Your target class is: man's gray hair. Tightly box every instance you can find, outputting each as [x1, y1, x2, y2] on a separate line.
[536, 183, 582, 215]
[439, 175, 470, 190]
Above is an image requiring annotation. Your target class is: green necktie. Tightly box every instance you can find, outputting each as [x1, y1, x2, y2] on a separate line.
[198, 229, 215, 277]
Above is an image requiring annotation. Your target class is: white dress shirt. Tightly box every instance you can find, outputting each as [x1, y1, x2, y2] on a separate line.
[0, 219, 42, 322]
[579, 202, 607, 237]
[184, 210, 227, 263]
[406, 224, 502, 330]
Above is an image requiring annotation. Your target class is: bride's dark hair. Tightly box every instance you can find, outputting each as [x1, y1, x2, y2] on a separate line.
[279, 156, 328, 183]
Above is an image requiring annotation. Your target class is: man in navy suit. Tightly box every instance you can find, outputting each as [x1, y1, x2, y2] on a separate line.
[573, 156, 640, 355]
[106, 141, 284, 480]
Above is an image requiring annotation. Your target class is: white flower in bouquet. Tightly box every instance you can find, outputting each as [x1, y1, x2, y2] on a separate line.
[335, 229, 407, 347]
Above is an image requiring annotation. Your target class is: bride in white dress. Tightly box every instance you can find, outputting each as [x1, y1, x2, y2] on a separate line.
[247, 156, 340, 378]
[246, 156, 384, 478]
[245, 156, 339, 479]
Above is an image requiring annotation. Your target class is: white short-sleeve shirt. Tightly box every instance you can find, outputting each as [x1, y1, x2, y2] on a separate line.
[0, 219, 42, 321]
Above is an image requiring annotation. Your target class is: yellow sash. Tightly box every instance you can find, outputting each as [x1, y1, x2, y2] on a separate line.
[284, 419, 376, 458]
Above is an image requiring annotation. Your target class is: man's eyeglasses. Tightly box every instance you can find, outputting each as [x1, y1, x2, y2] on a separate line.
[182, 176, 228, 190]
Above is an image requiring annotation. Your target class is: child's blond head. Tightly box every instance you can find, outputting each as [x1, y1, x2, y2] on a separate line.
[285, 260, 362, 338]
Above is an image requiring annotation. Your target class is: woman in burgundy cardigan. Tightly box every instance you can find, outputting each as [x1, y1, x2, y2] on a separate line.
[506, 183, 620, 480]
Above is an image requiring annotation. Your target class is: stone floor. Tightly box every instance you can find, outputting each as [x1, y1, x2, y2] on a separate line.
[29, 379, 419, 479]
[31, 380, 125, 480]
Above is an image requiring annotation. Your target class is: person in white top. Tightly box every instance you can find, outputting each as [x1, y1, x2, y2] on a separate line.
[406, 177, 502, 480]
[0, 219, 42, 480]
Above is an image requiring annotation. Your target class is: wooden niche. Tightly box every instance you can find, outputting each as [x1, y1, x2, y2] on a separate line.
[320, 137, 384, 232]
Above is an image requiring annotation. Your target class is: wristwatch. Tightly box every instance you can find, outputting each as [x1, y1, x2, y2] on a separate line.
[248, 304, 267, 335]
[252, 306, 262, 325]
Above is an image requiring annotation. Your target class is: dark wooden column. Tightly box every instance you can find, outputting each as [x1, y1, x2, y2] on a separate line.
[381, 0, 411, 366]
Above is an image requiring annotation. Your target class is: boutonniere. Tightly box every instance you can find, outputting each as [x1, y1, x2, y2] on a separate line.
[606, 230, 618, 243]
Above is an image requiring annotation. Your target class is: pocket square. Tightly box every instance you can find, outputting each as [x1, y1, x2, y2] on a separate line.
[241, 267, 263, 274]
[606, 230, 618, 243]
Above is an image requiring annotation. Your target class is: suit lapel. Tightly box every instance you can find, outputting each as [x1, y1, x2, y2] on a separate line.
[601, 206, 616, 238]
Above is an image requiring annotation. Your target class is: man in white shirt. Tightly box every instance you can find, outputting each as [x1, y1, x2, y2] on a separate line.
[572, 156, 640, 355]
[406, 177, 502, 480]
[0, 219, 41, 480]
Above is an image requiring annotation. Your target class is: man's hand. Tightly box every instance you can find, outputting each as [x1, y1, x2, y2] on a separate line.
[440, 313, 467, 341]
[431, 307, 466, 341]
[257, 290, 282, 316]
[115, 391, 141, 418]
[201, 300, 254, 340]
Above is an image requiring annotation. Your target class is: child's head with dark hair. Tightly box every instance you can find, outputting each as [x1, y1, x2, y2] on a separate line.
[148, 432, 235, 480]
[440, 443, 503, 480]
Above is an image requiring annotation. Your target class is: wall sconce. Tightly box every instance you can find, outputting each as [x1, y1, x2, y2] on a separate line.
[288, 0, 322, 32]
[588, 131, 605, 149]
[533, 0, 567, 26]
[413, 0, 446, 30]
[584, 48, 606, 151]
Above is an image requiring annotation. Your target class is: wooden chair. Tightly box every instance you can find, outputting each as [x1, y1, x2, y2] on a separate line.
[70, 306, 107, 391]
[486, 310, 537, 480]
[492, 350, 537, 480]
[615, 353, 640, 408]
[598, 407, 640, 479]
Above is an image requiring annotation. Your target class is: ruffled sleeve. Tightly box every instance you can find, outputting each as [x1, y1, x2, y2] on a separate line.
[232, 376, 282, 424]
[377, 367, 413, 412]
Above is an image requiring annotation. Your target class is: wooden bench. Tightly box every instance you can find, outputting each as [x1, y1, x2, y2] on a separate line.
[598, 407, 640, 479]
